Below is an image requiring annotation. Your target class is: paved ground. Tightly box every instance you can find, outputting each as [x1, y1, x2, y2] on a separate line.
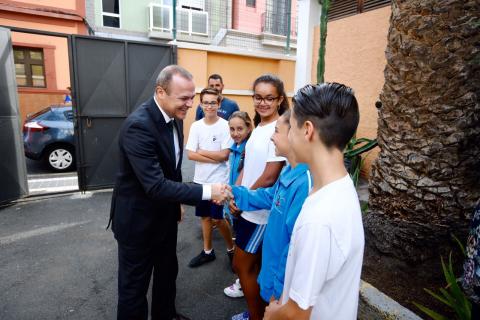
[0, 191, 247, 320]
[1, 157, 247, 320]
[26, 158, 79, 195]
[5, 155, 370, 320]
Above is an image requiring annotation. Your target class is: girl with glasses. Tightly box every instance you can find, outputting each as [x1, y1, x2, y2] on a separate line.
[227, 74, 288, 320]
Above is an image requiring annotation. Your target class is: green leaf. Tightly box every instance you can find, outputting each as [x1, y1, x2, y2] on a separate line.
[452, 234, 466, 256]
[424, 288, 452, 307]
[445, 254, 464, 300]
[413, 302, 449, 320]
[344, 139, 378, 158]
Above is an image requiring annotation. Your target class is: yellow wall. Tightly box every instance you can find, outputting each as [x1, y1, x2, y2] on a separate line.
[178, 48, 296, 140]
[312, 6, 391, 177]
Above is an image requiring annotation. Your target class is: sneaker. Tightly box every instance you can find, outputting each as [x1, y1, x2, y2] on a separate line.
[231, 311, 249, 320]
[188, 249, 216, 268]
[224, 278, 244, 298]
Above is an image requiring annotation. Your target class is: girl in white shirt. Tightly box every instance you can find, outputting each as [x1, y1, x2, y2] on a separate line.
[228, 74, 288, 320]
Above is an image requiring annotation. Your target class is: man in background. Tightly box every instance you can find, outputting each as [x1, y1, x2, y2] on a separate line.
[195, 74, 239, 121]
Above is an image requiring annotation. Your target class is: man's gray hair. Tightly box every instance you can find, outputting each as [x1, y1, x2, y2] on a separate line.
[156, 65, 193, 93]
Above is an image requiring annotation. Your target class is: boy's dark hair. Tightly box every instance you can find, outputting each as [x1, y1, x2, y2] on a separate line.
[293, 83, 359, 151]
[252, 74, 289, 127]
[200, 88, 221, 103]
[208, 74, 223, 84]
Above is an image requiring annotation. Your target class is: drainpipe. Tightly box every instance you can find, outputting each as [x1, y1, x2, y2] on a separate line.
[285, 0, 292, 55]
[172, 0, 177, 41]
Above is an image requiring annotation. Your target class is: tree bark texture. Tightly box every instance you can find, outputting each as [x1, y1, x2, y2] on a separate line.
[366, 0, 480, 263]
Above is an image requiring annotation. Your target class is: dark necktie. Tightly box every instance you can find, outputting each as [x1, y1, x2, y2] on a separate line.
[167, 120, 177, 167]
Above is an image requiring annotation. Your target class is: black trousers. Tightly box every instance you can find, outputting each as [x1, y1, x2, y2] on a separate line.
[117, 225, 178, 320]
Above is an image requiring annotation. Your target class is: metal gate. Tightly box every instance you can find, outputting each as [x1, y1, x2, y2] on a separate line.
[0, 28, 28, 204]
[70, 36, 176, 191]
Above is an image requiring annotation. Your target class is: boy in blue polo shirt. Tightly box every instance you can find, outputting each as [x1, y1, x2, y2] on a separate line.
[228, 110, 311, 319]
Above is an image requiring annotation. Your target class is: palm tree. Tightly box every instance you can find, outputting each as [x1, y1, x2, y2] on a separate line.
[366, 0, 480, 262]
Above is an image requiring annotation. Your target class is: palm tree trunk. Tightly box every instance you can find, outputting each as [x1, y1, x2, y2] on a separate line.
[366, 0, 480, 262]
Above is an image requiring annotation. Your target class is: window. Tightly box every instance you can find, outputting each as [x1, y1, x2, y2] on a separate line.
[246, 0, 256, 8]
[102, 0, 120, 28]
[13, 47, 46, 88]
[328, 0, 391, 21]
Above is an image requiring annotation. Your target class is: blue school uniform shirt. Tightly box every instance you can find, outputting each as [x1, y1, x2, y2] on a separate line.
[231, 163, 311, 301]
[195, 97, 240, 121]
[228, 140, 246, 185]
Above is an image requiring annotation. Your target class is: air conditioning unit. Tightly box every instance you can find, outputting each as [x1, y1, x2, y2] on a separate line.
[149, 4, 172, 31]
[149, 2, 208, 36]
[177, 8, 208, 35]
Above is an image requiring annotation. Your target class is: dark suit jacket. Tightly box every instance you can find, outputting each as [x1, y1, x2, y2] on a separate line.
[110, 97, 203, 246]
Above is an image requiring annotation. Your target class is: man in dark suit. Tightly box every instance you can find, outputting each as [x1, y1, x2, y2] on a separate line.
[110, 65, 230, 320]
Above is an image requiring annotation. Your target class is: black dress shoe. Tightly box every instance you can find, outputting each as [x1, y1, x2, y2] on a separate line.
[173, 313, 191, 320]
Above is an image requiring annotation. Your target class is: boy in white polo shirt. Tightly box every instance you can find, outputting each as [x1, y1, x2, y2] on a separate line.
[186, 88, 235, 268]
[264, 83, 364, 320]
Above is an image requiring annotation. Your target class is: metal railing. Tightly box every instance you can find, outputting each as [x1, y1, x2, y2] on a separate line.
[261, 11, 297, 38]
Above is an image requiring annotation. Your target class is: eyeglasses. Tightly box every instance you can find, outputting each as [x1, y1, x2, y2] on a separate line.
[202, 101, 219, 107]
[252, 95, 279, 105]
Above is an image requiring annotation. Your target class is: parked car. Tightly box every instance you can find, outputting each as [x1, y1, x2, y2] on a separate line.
[23, 105, 76, 172]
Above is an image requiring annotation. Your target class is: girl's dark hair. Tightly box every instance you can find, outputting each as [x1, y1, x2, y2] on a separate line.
[229, 111, 253, 131]
[252, 74, 289, 126]
[292, 83, 359, 151]
[228, 111, 252, 172]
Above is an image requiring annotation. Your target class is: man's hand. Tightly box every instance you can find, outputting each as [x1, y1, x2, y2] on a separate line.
[264, 299, 282, 320]
[211, 183, 233, 205]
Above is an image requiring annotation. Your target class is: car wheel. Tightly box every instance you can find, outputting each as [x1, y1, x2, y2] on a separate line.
[46, 146, 75, 172]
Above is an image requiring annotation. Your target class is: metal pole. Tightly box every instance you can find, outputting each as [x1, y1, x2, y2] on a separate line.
[172, 0, 177, 41]
[285, 0, 292, 55]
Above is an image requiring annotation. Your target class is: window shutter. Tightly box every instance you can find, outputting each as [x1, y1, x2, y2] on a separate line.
[328, 0, 390, 21]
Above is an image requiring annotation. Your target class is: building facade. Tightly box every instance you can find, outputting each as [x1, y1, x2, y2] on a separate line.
[312, 0, 391, 175]
[86, 0, 297, 54]
[0, 0, 88, 121]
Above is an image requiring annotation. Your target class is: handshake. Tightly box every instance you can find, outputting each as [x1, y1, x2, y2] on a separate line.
[210, 184, 242, 216]
[210, 183, 233, 205]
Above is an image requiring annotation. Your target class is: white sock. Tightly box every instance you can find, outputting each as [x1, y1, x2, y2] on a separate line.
[204, 249, 213, 255]
[227, 247, 235, 252]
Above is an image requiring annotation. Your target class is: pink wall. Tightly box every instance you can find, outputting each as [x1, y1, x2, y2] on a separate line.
[233, 0, 266, 33]
[233, 0, 297, 35]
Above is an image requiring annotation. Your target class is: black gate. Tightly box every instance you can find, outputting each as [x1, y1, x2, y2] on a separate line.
[70, 36, 176, 191]
[0, 27, 28, 204]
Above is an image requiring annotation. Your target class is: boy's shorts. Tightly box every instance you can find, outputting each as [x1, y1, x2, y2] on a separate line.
[195, 200, 224, 220]
[233, 215, 266, 254]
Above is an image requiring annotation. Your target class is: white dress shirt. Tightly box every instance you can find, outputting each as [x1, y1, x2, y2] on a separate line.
[153, 96, 211, 200]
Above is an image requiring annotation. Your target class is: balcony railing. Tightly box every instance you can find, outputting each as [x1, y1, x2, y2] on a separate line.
[149, 3, 209, 36]
[261, 11, 297, 38]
